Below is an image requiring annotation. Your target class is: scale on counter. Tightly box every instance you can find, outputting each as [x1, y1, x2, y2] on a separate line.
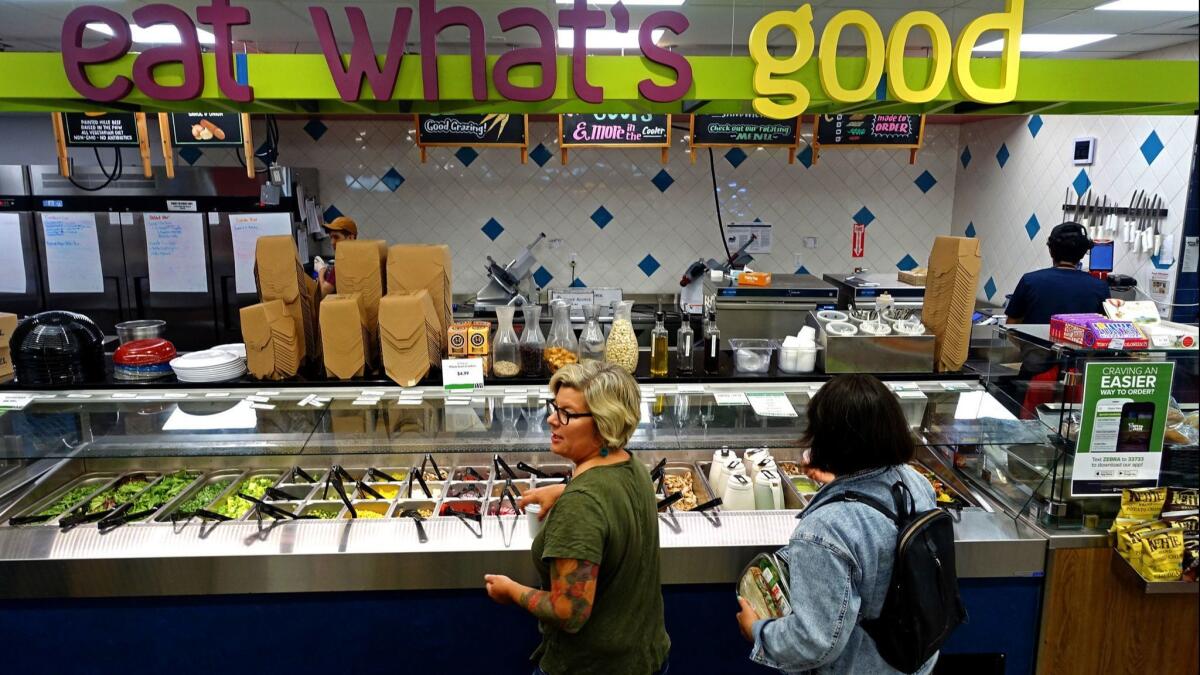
[823, 272, 925, 310]
[702, 273, 838, 342]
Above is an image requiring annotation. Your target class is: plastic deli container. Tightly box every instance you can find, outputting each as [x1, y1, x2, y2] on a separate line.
[729, 339, 778, 374]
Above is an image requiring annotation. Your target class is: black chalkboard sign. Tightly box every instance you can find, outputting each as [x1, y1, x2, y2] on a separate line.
[692, 115, 799, 146]
[416, 114, 527, 146]
[170, 112, 245, 147]
[560, 114, 671, 147]
[63, 113, 140, 147]
[814, 114, 923, 147]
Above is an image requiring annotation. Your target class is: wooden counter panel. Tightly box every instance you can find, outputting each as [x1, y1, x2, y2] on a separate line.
[1038, 546, 1198, 675]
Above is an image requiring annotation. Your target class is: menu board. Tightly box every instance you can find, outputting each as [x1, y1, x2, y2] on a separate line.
[560, 114, 671, 147]
[144, 212, 208, 293]
[815, 114, 923, 147]
[63, 113, 140, 147]
[692, 115, 799, 146]
[415, 114, 527, 146]
[0, 213, 26, 293]
[169, 113, 244, 147]
[229, 213, 294, 295]
[41, 212, 104, 293]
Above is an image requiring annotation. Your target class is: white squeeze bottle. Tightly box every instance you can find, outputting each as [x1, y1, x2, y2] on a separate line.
[713, 460, 745, 498]
[743, 447, 770, 473]
[754, 470, 784, 510]
[708, 446, 734, 488]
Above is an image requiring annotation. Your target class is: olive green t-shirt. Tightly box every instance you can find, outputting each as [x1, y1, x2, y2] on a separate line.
[530, 458, 670, 675]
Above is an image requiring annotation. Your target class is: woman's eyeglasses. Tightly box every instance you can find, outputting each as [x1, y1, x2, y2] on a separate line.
[546, 401, 593, 425]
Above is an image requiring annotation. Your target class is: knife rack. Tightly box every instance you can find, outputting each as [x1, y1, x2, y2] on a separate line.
[1061, 204, 1168, 217]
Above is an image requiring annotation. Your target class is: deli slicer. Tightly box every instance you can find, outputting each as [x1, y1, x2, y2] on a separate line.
[475, 232, 545, 311]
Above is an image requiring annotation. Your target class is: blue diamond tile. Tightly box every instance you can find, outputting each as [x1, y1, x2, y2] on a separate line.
[960, 146, 972, 169]
[637, 254, 661, 277]
[794, 265, 810, 275]
[177, 146, 203, 165]
[984, 277, 997, 301]
[481, 217, 505, 241]
[852, 206, 876, 226]
[1071, 169, 1091, 197]
[1140, 130, 1163, 165]
[914, 170, 937, 194]
[896, 254, 919, 272]
[532, 266, 553, 288]
[591, 206, 613, 229]
[529, 143, 553, 167]
[996, 143, 1010, 168]
[797, 146, 813, 168]
[965, 222, 976, 238]
[322, 204, 343, 223]
[1027, 115, 1043, 138]
[569, 277, 587, 288]
[455, 146, 478, 167]
[303, 118, 328, 142]
[380, 167, 405, 192]
[1024, 213, 1041, 240]
[651, 169, 674, 193]
[725, 147, 747, 168]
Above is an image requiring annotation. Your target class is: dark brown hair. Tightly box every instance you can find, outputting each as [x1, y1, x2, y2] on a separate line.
[801, 374, 915, 476]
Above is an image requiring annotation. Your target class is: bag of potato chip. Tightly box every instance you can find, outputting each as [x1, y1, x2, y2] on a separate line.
[1115, 519, 1171, 559]
[1134, 528, 1185, 582]
[1163, 487, 1199, 516]
[1116, 487, 1167, 522]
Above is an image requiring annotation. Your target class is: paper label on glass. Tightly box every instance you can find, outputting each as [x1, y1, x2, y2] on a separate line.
[144, 212, 208, 293]
[229, 213, 293, 294]
[714, 392, 749, 406]
[0, 394, 33, 410]
[0, 213, 27, 293]
[41, 212, 104, 293]
[443, 358, 485, 392]
[747, 393, 797, 417]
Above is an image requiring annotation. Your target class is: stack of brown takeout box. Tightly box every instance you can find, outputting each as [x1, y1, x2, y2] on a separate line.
[254, 235, 320, 365]
[387, 244, 452, 339]
[379, 289, 444, 386]
[240, 299, 302, 379]
[319, 293, 369, 380]
[330, 240, 387, 369]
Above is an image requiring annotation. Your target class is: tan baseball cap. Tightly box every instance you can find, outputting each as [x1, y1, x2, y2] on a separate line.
[325, 215, 358, 237]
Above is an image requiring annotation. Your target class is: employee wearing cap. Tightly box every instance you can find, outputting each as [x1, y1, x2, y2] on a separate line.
[1005, 221, 1110, 414]
[315, 215, 358, 296]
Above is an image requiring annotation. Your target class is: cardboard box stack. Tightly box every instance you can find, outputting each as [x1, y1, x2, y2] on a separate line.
[320, 293, 369, 379]
[0, 312, 16, 383]
[379, 290, 443, 386]
[332, 240, 387, 368]
[240, 300, 302, 379]
[922, 237, 981, 373]
[387, 244, 452, 339]
[254, 235, 320, 365]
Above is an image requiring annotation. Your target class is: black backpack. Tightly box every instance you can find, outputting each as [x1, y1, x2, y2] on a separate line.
[807, 480, 966, 673]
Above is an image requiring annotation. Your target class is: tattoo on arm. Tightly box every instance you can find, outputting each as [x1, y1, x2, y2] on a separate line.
[519, 558, 599, 634]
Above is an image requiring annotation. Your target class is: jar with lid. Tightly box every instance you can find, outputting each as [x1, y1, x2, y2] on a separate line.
[578, 303, 606, 362]
[491, 305, 520, 378]
[544, 300, 580, 374]
[518, 304, 545, 377]
[605, 300, 639, 374]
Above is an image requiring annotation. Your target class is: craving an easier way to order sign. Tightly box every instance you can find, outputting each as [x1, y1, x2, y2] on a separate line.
[1072, 361, 1175, 497]
[58, 0, 1028, 119]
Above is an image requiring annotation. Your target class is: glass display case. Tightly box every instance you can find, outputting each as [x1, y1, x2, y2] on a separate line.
[0, 378, 1047, 598]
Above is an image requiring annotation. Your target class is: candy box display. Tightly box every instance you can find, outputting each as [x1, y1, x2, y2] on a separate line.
[1050, 313, 1148, 350]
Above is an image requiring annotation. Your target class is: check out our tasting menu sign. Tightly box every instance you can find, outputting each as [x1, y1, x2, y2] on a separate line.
[1072, 361, 1174, 497]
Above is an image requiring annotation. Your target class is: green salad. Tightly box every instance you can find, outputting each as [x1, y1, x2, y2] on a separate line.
[177, 479, 234, 514]
[211, 476, 276, 519]
[85, 478, 152, 515]
[37, 484, 101, 517]
[306, 506, 341, 520]
[128, 471, 199, 519]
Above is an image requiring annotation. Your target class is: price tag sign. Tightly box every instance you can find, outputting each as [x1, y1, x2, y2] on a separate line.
[713, 392, 749, 406]
[444, 357, 485, 393]
[747, 392, 798, 418]
[0, 394, 34, 410]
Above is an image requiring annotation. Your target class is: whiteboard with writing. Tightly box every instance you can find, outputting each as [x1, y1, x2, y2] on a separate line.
[41, 212, 104, 294]
[0, 213, 26, 293]
[145, 212, 207, 293]
[229, 213, 293, 294]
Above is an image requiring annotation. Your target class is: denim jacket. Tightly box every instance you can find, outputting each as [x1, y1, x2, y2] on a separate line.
[750, 464, 938, 675]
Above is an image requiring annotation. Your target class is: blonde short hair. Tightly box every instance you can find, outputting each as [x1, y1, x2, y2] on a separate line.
[549, 361, 641, 451]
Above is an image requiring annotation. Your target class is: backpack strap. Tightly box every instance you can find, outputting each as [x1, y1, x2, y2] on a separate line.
[804, 489, 900, 526]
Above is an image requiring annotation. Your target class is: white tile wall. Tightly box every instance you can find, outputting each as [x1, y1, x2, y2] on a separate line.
[268, 118, 961, 295]
[951, 115, 1197, 311]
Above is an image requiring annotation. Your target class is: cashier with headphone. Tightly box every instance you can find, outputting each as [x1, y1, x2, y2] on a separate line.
[314, 215, 358, 296]
[1005, 221, 1110, 413]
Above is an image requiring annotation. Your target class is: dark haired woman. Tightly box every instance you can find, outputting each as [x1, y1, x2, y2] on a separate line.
[735, 374, 938, 674]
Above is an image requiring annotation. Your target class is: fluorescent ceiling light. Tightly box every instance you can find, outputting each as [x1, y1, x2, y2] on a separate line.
[974, 33, 1116, 53]
[1096, 0, 1197, 11]
[556, 1, 685, 5]
[87, 22, 216, 45]
[558, 28, 665, 49]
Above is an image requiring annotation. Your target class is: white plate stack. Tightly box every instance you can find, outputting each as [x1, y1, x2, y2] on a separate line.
[170, 346, 247, 383]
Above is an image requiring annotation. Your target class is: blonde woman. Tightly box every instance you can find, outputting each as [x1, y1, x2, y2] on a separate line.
[484, 361, 670, 675]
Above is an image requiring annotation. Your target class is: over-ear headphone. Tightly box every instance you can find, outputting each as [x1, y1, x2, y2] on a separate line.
[1048, 221, 1093, 251]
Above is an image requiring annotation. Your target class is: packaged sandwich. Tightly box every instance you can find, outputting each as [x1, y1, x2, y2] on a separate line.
[738, 553, 792, 619]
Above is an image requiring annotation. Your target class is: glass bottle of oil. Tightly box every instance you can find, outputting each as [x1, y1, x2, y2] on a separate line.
[703, 311, 720, 374]
[649, 311, 669, 377]
[676, 316, 695, 374]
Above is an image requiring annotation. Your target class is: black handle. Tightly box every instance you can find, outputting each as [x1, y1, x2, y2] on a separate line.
[103, 275, 127, 321]
[356, 481, 384, 500]
[411, 516, 429, 543]
[694, 497, 723, 513]
[291, 466, 316, 484]
[9, 514, 55, 526]
[517, 462, 548, 479]
[413, 471, 432, 499]
[495, 455, 518, 480]
[265, 487, 293, 501]
[368, 467, 398, 483]
[195, 508, 232, 522]
[657, 492, 684, 512]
